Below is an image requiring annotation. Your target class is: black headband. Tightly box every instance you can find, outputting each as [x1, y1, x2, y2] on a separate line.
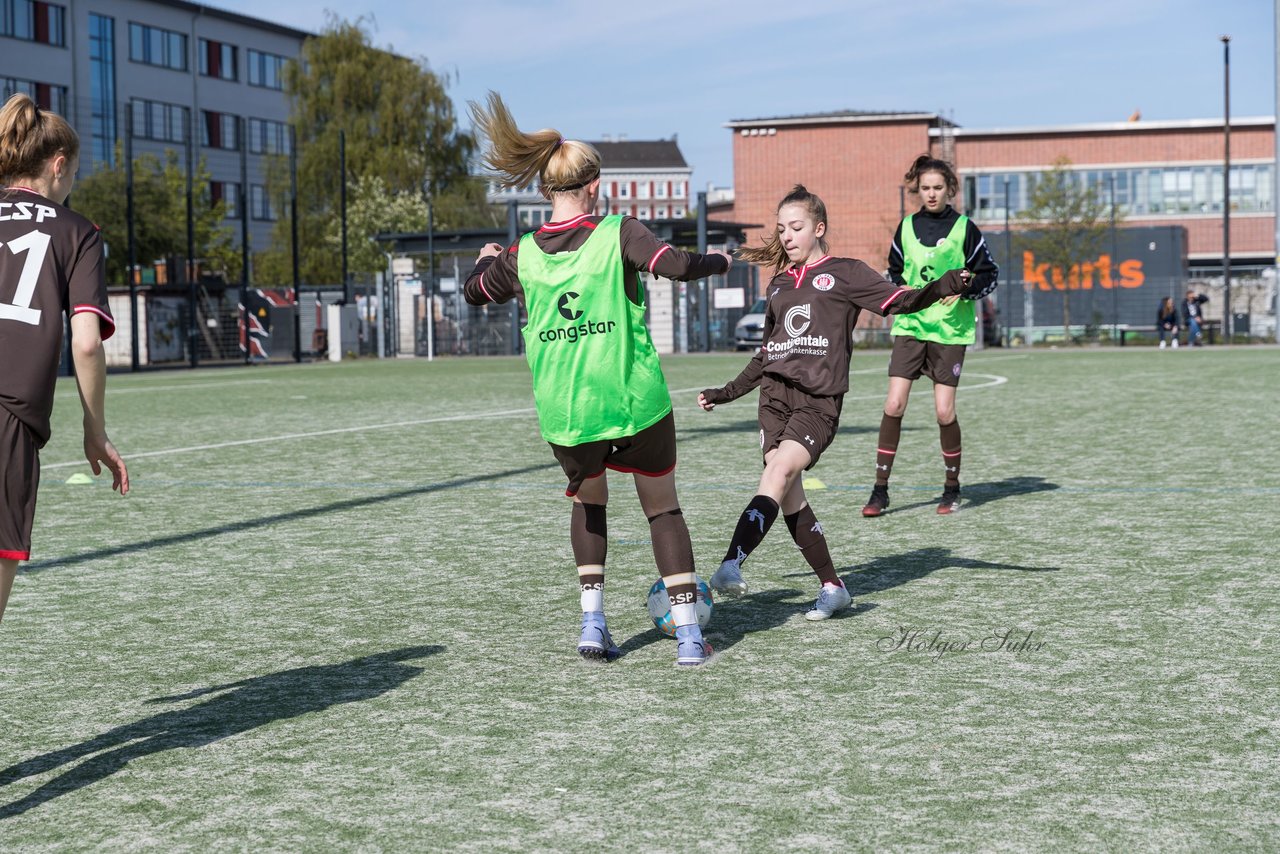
[545, 167, 600, 193]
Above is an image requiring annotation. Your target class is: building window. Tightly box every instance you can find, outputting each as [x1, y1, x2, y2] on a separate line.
[247, 117, 290, 154]
[247, 49, 286, 90]
[672, 206, 684, 218]
[210, 181, 240, 219]
[201, 111, 239, 150]
[1, 76, 67, 115]
[618, 181, 630, 199]
[129, 22, 187, 71]
[674, 181, 686, 199]
[637, 181, 649, 200]
[655, 181, 667, 199]
[963, 163, 1276, 222]
[249, 184, 275, 220]
[87, 13, 115, 166]
[131, 98, 188, 143]
[199, 38, 237, 81]
[1, 1, 66, 46]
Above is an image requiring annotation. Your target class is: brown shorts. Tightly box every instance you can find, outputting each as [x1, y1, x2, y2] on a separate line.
[1, 408, 39, 561]
[757, 376, 843, 470]
[551, 409, 677, 497]
[888, 336, 968, 387]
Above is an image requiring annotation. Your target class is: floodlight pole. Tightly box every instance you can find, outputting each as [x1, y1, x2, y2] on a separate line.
[508, 201, 520, 355]
[1109, 173, 1118, 342]
[426, 195, 435, 362]
[290, 126, 301, 362]
[340, 129, 350, 304]
[1222, 34, 1232, 342]
[697, 191, 709, 352]
[240, 115, 251, 364]
[126, 105, 139, 371]
[1004, 178, 1011, 346]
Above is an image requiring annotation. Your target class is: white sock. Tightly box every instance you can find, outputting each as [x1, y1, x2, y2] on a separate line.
[581, 588, 603, 613]
[671, 602, 697, 627]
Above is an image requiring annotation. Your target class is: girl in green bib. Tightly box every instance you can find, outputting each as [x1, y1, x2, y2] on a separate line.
[463, 93, 731, 666]
[862, 155, 998, 518]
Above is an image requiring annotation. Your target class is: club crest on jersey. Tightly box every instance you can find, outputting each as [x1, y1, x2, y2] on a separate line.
[812, 273, 835, 292]
[783, 304, 812, 337]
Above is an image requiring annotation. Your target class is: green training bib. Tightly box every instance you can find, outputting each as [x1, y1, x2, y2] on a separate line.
[890, 214, 975, 345]
[517, 215, 672, 446]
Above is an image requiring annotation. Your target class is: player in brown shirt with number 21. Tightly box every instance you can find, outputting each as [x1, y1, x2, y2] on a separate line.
[698, 185, 968, 620]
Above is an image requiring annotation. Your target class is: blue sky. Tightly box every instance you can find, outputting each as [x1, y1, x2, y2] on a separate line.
[209, 0, 1274, 189]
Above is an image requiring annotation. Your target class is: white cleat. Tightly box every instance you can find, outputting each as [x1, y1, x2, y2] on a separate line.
[805, 582, 852, 621]
[709, 559, 748, 598]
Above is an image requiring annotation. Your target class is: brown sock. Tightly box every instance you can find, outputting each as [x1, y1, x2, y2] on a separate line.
[572, 503, 607, 605]
[648, 509, 696, 605]
[875, 413, 903, 486]
[784, 504, 840, 586]
[939, 419, 962, 487]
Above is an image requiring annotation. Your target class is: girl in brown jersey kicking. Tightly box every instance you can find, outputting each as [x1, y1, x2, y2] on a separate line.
[0, 94, 128, 624]
[698, 185, 968, 619]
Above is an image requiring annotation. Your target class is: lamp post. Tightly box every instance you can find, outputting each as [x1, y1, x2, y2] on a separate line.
[1222, 34, 1232, 342]
[1109, 173, 1118, 342]
[1004, 178, 1011, 347]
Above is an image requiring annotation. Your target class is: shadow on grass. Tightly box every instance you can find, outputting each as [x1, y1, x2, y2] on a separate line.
[826, 547, 1059, 597]
[0, 645, 444, 819]
[23, 462, 558, 574]
[876, 475, 1061, 515]
[708, 589, 879, 654]
[615, 589, 834, 659]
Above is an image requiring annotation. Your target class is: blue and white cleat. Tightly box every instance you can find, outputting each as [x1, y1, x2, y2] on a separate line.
[675, 624, 713, 666]
[577, 611, 620, 661]
[804, 582, 852, 621]
[709, 556, 748, 598]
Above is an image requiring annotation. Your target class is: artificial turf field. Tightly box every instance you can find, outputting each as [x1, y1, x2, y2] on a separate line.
[1, 346, 1277, 851]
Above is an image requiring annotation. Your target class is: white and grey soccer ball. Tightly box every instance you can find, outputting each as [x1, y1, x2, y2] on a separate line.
[646, 575, 713, 637]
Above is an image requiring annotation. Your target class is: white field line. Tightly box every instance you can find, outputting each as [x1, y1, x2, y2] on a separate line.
[41, 376, 1008, 469]
[42, 407, 535, 469]
[56, 379, 274, 398]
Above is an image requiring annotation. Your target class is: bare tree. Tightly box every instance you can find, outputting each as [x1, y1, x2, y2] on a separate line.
[1016, 158, 1110, 338]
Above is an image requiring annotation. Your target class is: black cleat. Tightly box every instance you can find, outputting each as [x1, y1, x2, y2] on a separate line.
[937, 486, 961, 515]
[862, 485, 890, 517]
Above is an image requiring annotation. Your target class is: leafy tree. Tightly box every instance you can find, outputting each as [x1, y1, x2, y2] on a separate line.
[329, 175, 428, 275]
[1016, 157, 1111, 337]
[73, 144, 239, 284]
[257, 16, 493, 285]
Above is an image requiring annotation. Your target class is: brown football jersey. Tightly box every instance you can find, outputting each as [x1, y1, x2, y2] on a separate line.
[0, 187, 114, 446]
[706, 256, 963, 401]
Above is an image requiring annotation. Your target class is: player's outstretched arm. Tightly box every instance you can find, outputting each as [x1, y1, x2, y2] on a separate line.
[70, 312, 129, 495]
[700, 346, 766, 410]
[888, 269, 971, 315]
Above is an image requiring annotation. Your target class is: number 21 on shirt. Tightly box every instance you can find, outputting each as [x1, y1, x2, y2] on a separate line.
[0, 229, 50, 325]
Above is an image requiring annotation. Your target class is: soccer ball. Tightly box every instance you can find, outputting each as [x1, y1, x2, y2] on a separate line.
[646, 575, 713, 638]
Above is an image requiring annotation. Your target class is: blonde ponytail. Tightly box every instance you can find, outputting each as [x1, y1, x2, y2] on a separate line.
[468, 91, 600, 194]
[0, 93, 78, 185]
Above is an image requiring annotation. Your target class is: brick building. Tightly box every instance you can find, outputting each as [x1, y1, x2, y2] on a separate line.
[723, 110, 1276, 335]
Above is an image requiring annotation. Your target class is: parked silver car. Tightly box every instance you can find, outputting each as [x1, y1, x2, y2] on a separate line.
[733, 298, 768, 350]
